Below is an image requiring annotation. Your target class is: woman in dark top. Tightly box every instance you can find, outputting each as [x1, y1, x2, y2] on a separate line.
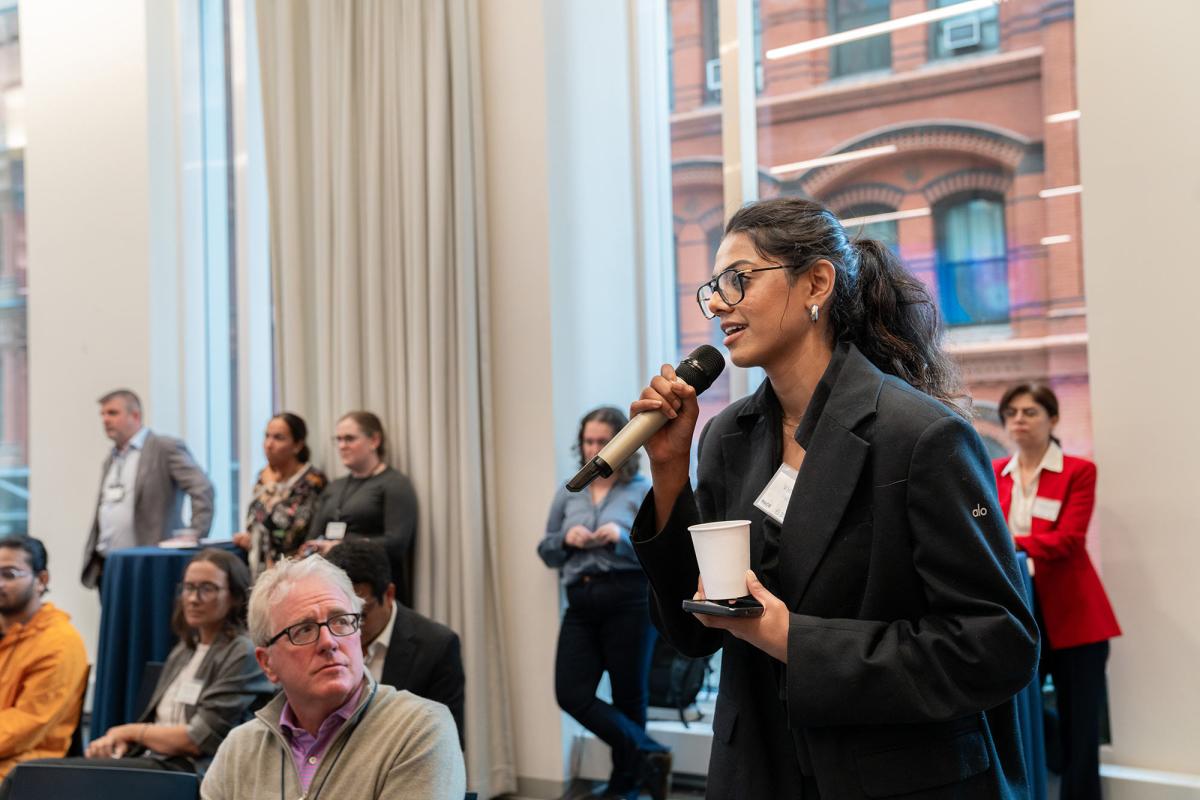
[537, 407, 668, 800]
[629, 198, 1038, 798]
[305, 410, 419, 605]
[232, 413, 328, 576]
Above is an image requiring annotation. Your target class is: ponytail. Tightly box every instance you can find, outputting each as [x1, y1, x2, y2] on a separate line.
[725, 197, 965, 415]
[846, 239, 963, 412]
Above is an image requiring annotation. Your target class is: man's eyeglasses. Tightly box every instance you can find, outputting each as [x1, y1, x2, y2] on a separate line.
[695, 264, 800, 320]
[0, 567, 32, 582]
[267, 612, 362, 647]
[178, 581, 224, 601]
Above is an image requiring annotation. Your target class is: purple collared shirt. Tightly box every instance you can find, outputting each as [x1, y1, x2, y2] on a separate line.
[279, 685, 364, 791]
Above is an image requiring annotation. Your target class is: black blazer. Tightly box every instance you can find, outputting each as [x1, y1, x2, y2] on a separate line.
[379, 603, 466, 747]
[632, 344, 1038, 799]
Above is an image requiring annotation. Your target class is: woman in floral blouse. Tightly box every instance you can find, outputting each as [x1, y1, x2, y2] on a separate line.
[232, 413, 327, 575]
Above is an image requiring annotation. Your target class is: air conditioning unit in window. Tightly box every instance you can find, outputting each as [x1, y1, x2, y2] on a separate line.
[705, 57, 764, 94]
[942, 16, 982, 51]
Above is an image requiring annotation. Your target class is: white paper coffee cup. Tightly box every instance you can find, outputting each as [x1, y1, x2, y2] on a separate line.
[688, 520, 752, 600]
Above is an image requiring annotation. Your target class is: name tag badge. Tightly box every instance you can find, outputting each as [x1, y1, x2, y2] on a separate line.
[324, 522, 348, 541]
[1032, 497, 1062, 522]
[176, 679, 204, 706]
[754, 464, 798, 526]
[103, 485, 125, 504]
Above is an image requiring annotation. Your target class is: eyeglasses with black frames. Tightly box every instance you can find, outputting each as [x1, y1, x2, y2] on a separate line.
[695, 264, 800, 320]
[267, 612, 362, 647]
[178, 581, 224, 601]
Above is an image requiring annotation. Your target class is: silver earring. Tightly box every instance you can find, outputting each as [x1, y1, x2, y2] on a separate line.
[809, 304, 820, 323]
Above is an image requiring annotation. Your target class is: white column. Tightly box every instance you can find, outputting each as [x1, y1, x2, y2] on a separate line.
[1077, 0, 1200, 791]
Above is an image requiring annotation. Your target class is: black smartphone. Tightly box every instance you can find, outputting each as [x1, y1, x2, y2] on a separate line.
[681, 598, 764, 618]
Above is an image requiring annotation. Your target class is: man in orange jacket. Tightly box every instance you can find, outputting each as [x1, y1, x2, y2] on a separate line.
[0, 536, 88, 779]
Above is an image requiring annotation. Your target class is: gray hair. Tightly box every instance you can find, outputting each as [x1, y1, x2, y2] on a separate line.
[98, 389, 143, 415]
[248, 555, 363, 646]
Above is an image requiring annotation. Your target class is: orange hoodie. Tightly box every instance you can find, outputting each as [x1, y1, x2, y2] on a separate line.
[0, 601, 88, 778]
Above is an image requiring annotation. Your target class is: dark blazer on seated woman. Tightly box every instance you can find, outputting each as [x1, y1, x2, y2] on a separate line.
[130, 632, 274, 773]
[633, 345, 1040, 799]
[993, 452, 1121, 650]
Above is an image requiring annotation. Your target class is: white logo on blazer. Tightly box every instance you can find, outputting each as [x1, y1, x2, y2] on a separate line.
[972, 504, 988, 518]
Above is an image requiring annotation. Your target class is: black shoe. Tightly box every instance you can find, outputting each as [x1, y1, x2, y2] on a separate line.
[637, 750, 672, 800]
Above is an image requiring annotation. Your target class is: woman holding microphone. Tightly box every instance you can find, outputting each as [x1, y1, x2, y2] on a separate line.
[995, 383, 1119, 800]
[629, 197, 1038, 798]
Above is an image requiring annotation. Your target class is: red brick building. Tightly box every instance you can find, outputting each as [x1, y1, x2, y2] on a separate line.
[668, 0, 1091, 457]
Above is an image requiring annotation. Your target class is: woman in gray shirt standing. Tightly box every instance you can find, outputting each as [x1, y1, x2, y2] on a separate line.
[305, 411, 419, 606]
[538, 407, 670, 800]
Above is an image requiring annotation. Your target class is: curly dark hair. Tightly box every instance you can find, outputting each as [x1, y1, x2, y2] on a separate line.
[575, 406, 640, 483]
[325, 538, 392, 602]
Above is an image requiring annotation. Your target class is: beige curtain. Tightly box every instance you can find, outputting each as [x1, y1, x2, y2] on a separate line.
[256, 1, 515, 794]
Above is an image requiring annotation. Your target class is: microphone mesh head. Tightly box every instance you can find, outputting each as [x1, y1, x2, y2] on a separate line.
[676, 345, 726, 395]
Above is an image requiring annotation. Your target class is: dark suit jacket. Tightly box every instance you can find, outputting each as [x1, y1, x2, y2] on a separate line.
[133, 633, 273, 773]
[633, 344, 1039, 799]
[379, 603, 465, 747]
[83, 431, 215, 587]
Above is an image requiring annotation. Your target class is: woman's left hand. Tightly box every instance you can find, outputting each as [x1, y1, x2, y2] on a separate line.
[593, 522, 622, 546]
[691, 571, 790, 664]
[86, 726, 136, 759]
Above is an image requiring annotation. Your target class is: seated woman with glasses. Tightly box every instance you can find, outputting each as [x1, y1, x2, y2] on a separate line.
[32, 549, 272, 776]
[303, 411, 419, 606]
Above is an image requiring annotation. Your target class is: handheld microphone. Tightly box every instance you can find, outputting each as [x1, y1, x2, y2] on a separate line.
[566, 345, 726, 492]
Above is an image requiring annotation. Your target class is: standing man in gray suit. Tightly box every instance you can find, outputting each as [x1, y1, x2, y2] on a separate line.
[81, 389, 215, 589]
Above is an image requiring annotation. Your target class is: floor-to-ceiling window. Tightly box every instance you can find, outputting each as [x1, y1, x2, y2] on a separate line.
[0, 1, 26, 536]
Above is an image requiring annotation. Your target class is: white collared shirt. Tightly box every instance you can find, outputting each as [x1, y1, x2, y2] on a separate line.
[1001, 441, 1064, 536]
[97, 426, 150, 555]
[365, 600, 399, 682]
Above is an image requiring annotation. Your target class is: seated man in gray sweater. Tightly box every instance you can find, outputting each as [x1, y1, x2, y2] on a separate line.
[201, 555, 464, 799]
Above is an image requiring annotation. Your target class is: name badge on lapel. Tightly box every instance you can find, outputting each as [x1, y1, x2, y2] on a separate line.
[754, 463, 797, 525]
[176, 679, 204, 706]
[1031, 496, 1062, 522]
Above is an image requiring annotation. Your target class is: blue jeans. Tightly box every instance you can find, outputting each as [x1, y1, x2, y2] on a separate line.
[555, 571, 666, 794]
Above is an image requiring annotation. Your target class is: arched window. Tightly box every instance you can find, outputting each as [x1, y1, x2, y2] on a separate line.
[933, 192, 1009, 326]
[840, 203, 899, 253]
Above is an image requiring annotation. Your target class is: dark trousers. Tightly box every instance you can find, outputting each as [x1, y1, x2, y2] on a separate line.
[1043, 640, 1110, 800]
[555, 571, 665, 794]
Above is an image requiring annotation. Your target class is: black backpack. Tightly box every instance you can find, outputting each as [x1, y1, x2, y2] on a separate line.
[647, 636, 710, 725]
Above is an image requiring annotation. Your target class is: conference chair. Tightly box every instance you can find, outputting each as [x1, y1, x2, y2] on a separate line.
[65, 664, 92, 757]
[4, 763, 198, 800]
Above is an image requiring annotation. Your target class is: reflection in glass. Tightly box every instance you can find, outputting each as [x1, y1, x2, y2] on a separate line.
[934, 193, 1009, 326]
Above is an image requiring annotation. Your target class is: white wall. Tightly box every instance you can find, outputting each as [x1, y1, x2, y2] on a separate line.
[482, 0, 647, 793]
[544, 0, 645, 478]
[479, 0, 565, 792]
[22, 0, 162, 658]
[1076, 0, 1200, 787]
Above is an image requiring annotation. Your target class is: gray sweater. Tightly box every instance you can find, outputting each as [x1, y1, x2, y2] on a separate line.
[200, 677, 464, 800]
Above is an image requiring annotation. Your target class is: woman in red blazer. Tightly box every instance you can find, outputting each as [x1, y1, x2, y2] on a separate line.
[994, 383, 1120, 800]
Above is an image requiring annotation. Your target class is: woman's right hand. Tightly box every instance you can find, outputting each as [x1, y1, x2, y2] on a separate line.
[631, 363, 700, 470]
[231, 531, 251, 550]
[564, 525, 594, 548]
